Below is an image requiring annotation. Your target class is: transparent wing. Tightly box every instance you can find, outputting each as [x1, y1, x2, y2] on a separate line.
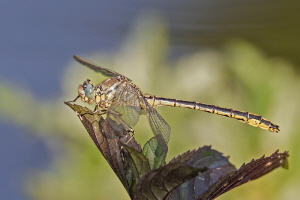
[106, 81, 170, 146]
[141, 97, 171, 145]
[73, 55, 131, 80]
[108, 82, 141, 128]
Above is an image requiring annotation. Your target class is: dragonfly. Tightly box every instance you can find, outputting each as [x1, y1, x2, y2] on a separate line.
[70, 55, 280, 144]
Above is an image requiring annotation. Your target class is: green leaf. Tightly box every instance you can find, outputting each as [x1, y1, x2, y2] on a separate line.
[134, 162, 207, 200]
[122, 144, 151, 178]
[122, 144, 151, 194]
[65, 102, 289, 200]
[199, 150, 289, 200]
[143, 136, 168, 169]
[165, 146, 236, 199]
[65, 102, 141, 198]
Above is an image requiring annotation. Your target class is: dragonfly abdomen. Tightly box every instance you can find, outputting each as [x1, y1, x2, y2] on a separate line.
[144, 95, 279, 133]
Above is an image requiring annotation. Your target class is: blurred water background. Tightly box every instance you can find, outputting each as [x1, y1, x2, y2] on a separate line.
[1, 1, 299, 199]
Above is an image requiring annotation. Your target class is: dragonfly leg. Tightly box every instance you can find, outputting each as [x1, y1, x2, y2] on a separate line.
[120, 129, 135, 150]
[67, 95, 80, 103]
[77, 105, 106, 118]
[107, 109, 137, 148]
[108, 110, 134, 131]
[93, 104, 99, 112]
[75, 111, 83, 121]
[125, 129, 135, 143]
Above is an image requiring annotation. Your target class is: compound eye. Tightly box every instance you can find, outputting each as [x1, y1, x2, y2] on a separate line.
[77, 84, 85, 97]
[82, 79, 93, 87]
[85, 83, 95, 99]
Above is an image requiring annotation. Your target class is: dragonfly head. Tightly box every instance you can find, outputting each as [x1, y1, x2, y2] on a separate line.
[77, 79, 95, 104]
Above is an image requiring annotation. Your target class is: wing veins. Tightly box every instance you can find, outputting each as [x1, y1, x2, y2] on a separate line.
[73, 55, 131, 80]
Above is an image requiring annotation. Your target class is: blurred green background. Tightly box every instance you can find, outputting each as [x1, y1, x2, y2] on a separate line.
[1, 1, 299, 200]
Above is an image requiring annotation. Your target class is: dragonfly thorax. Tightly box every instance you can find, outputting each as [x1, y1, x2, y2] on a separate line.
[94, 77, 124, 109]
[78, 77, 126, 110]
